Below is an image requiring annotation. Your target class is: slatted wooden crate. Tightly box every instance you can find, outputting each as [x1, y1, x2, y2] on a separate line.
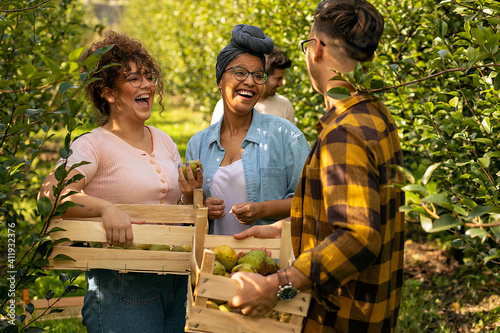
[186, 219, 311, 333]
[45, 189, 208, 275]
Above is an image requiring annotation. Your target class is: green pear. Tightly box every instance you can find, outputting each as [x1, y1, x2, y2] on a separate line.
[149, 244, 171, 251]
[137, 244, 153, 250]
[206, 300, 219, 310]
[218, 303, 237, 312]
[182, 160, 203, 180]
[237, 249, 277, 276]
[213, 260, 226, 276]
[171, 245, 189, 252]
[212, 245, 237, 272]
[231, 263, 257, 274]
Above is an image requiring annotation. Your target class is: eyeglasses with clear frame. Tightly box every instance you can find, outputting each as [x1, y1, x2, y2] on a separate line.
[126, 72, 159, 88]
[300, 38, 326, 55]
[223, 66, 268, 85]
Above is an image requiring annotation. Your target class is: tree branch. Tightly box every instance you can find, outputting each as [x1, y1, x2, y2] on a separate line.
[370, 63, 500, 93]
[0, 0, 51, 13]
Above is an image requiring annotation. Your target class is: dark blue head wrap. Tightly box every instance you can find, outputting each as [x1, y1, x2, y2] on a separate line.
[216, 24, 274, 85]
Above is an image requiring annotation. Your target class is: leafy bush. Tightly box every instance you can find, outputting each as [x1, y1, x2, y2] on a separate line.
[0, 0, 101, 331]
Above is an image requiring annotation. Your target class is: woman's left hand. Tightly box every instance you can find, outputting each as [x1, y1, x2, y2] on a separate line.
[230, 202, 263, 225]
[177, 161, 203, 204]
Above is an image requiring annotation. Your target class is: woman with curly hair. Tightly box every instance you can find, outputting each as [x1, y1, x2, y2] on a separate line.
[39, 31, 200, 332]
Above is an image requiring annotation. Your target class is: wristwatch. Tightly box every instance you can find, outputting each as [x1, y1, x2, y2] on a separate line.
[276, 269, 298, 301]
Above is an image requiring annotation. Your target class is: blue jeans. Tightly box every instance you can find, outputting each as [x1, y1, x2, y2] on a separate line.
[81, 270, 187, 333]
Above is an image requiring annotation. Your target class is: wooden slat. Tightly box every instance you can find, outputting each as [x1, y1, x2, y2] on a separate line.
[196, 273, 311, 317]
[194, 208, 208, 267]
[194, 250, 215, 307]
[27, 296, 84, 308]
[48, 220, 195, 245]
[62, 204, 195, 224]
[47, 246, 191, 274]
[186, 306, 303, 333]
[279, 221, 293, 268]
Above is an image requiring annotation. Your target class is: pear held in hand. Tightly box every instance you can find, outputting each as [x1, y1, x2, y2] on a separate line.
[182, 160, 203, 180]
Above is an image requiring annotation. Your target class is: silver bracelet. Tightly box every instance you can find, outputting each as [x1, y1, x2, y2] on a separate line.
[102, 203, 113, 214]
[180, 194, 187, 205]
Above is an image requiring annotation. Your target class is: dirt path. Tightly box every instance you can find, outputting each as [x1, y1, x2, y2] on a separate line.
[404, 239, 500, 332]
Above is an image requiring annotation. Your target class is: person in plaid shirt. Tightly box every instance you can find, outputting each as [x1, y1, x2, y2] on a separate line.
[229, 0, 405, 332]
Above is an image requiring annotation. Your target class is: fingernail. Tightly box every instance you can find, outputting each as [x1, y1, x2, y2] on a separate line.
[178, 164, 181, 168]
[186, 161, 190, 166]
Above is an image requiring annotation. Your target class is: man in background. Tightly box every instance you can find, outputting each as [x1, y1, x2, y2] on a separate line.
[210, 47, 295, 124]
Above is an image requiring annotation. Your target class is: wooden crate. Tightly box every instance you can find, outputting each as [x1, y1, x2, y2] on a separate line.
[45, 189, 208, 275]
[186, 219, 311, 333]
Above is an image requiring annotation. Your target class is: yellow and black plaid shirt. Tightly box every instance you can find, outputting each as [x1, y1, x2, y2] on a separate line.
[291, 92, 405, 332]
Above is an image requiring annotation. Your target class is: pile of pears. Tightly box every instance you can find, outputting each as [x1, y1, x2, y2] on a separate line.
[204, 245, 291, 323]
[211, 245, 278, 276]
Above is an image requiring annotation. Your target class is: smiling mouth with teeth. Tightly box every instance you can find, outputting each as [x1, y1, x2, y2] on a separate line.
[135, 94, 150, 106]
[237, 90, 254, 98]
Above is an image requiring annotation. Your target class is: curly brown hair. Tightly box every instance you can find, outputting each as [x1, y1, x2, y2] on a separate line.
[80, 31, 165, 125]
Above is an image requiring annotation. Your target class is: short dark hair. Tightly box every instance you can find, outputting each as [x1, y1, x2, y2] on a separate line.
[314, 0, 384, 62]
[265, 47, 292, 75]
[80, 31, 164, 125]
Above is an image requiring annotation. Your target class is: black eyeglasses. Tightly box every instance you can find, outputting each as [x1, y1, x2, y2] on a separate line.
[300, 38, 326, 55]
[223, 66, 268, 85]
[126, 72, 159, 88]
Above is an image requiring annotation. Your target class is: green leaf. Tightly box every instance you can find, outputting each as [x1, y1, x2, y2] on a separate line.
[45, 289, 54, 301]
[421, 194, 451, 205]
[353, 62, 363, 83]
[494, 73, 500, 90]
[439, 20, 448, 38]
[54, 162, 68, 180]
[473, 138, 493, 146]
[54, 201, 77, 216]
[466, 228, 488, 240]
[438, 49, 448, 61]
[53, 254, 76, 262]
[471, 28, 486, 46]
[36, 197, 52, 219]
[92, 44, 114, 56]
[422, 162, 441, 186]
[24, 302, 34, 315]
[49, 308, 65, 314]
[326, 87, 351, 100]
[481, 117, 491, 133]
[428, 214, 460, 233]
[68, 46, 85, 62]
[391, 165, 415, 184]
[402, 184, 428, 196]
[478, 157, 490, 168]
[59, 82, 78, 96]
[420, 215, 433, 232]
[467, 205, 493, 220]
[450, 238, 465, 247]
[483, 249, 500, 265]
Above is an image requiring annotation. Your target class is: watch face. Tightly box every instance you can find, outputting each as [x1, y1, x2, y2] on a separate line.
[279, 285, 298, 301]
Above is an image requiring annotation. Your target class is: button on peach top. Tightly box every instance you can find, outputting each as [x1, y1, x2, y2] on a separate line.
[58, 126, 182, 205]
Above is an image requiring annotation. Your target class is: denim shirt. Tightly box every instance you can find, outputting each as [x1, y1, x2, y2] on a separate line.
[186, 109, 310, 227]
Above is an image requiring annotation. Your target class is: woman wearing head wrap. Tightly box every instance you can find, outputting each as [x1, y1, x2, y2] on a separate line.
[181, 24, 310, 235]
